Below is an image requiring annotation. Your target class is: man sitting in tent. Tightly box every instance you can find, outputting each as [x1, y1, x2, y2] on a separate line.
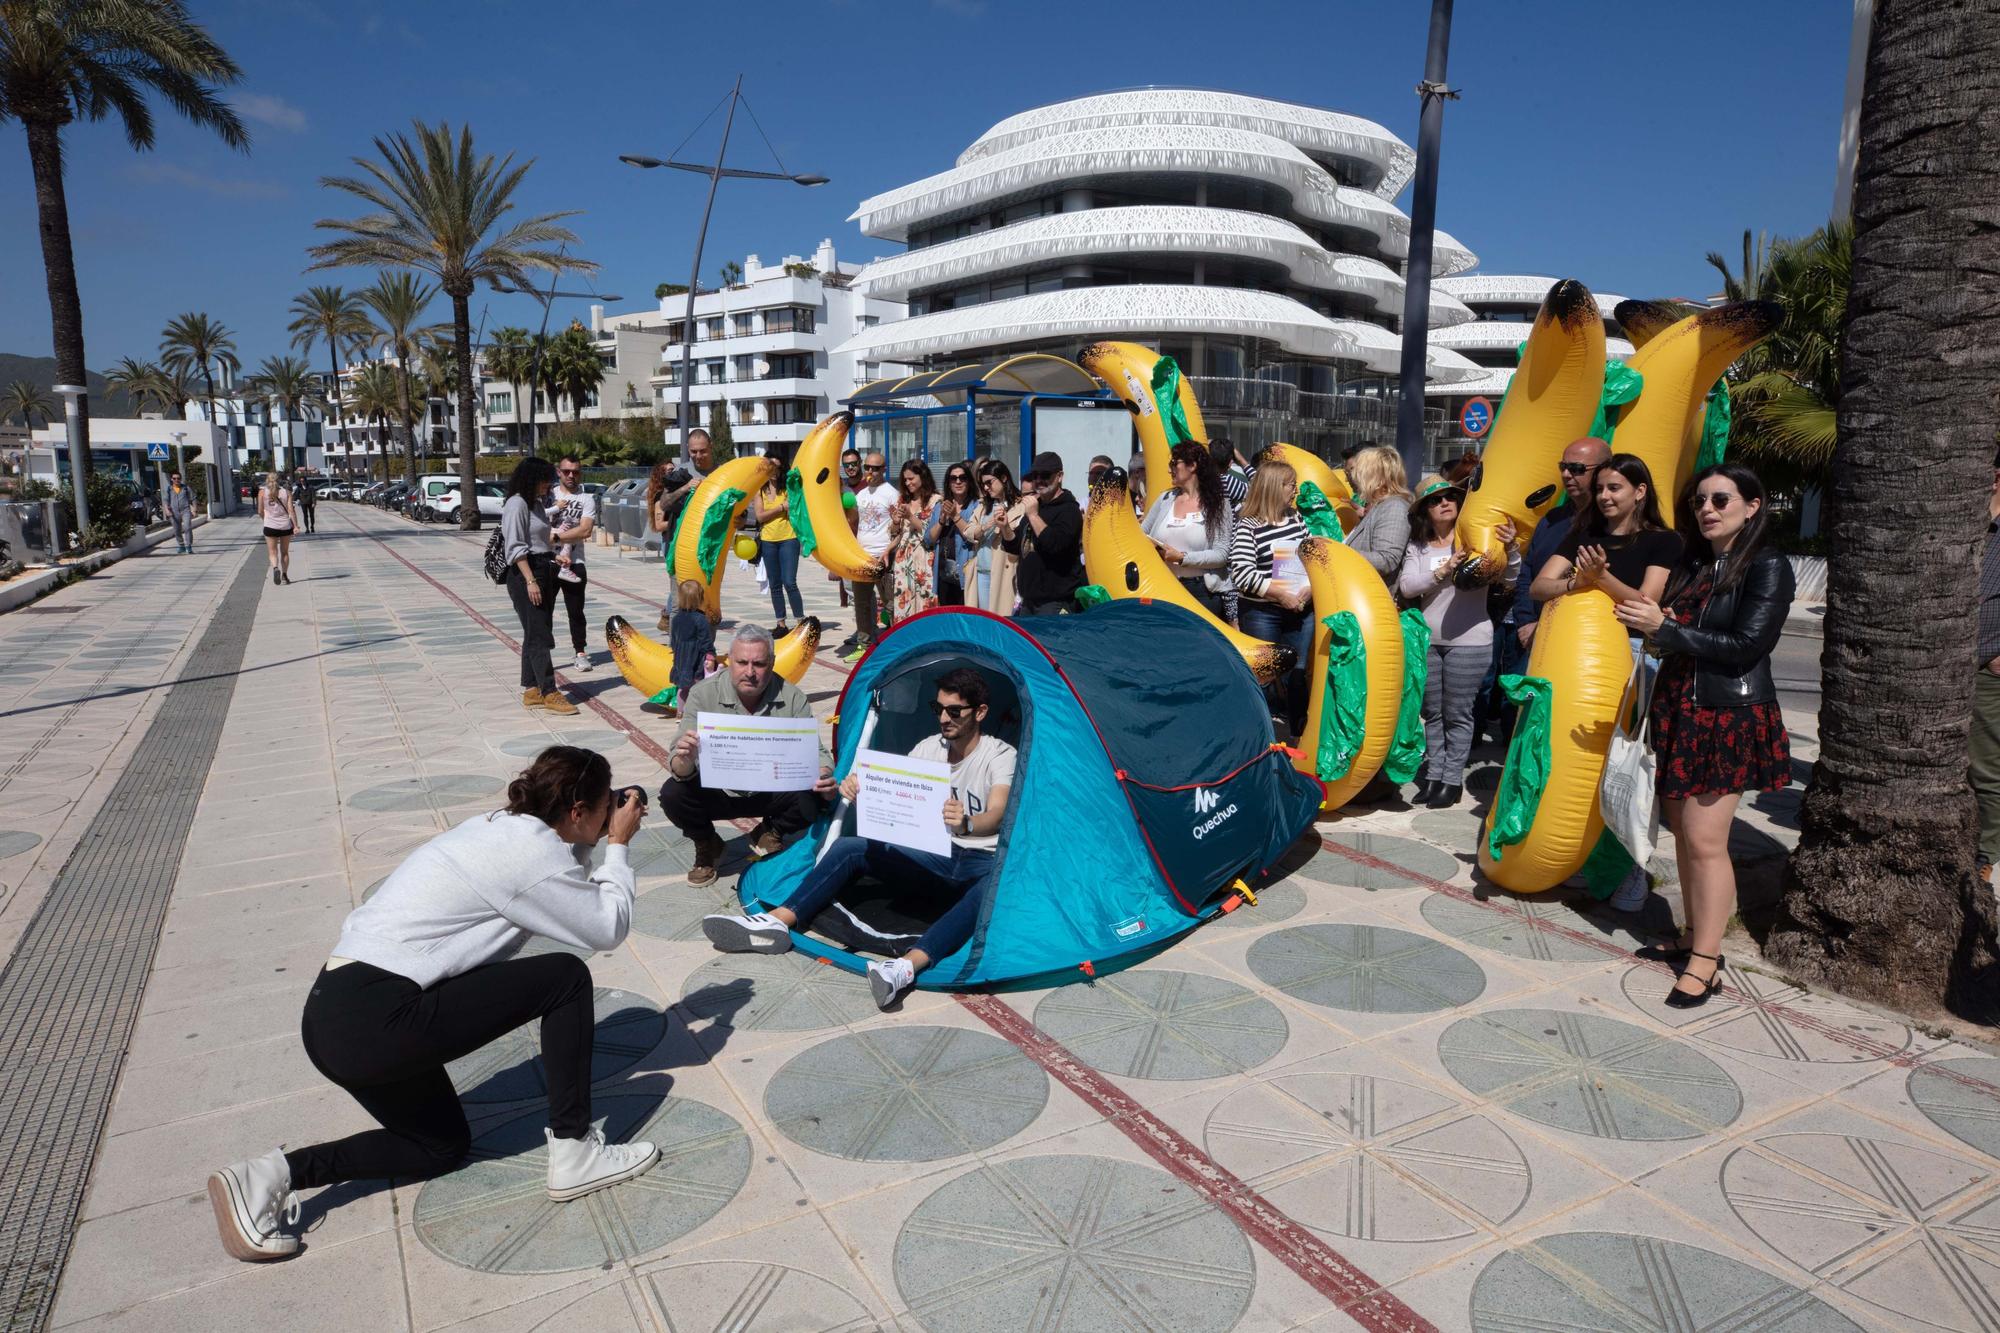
[701, 667, 1015, 1009]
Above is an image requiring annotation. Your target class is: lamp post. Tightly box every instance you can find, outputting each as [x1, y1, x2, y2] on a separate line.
[621, 76, 827, 464]
[488, 276, 624, 457]
[1393, 0, 1458, 484]
[52, 383, 88, 544]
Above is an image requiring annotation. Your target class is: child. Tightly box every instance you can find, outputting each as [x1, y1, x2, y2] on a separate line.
[667, 579, 714, 715]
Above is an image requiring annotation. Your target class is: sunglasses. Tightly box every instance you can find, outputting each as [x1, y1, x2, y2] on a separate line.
[558, 469, 580, 477]
[929, 701, 974, 718]
[1689, 492, 1736, 511]
[1558, 461, 1602, 476]
[863, 464, 885, 472]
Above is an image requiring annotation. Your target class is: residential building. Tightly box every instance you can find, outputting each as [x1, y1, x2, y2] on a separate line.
[478, 312, 668, 453]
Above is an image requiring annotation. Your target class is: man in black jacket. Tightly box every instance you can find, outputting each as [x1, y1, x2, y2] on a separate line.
[1001, 451, 1084, 616]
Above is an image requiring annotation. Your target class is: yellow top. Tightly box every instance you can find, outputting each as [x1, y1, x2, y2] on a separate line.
[758, 483, 794, 542]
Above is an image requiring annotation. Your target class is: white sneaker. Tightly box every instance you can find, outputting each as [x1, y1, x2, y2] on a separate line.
[207, 1147, 301, 1261]
[701, 911, 793, 954]
[572, 652, 591, 673]
[556, 565, 581, 584]
[868, 957, 916, 1010]
[545, 1127, 658, 1201]
[1610, 866, 1651, 912]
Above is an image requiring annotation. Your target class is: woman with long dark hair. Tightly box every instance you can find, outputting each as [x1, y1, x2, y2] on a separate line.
[207, 748, 655, 1261]
[1614, 463, 1793, 1008]
[964, 460, 1020, 612]
[501, 456, 576, 715]
[1142, 440, 1234, 616]
[751, 442, 805, 635]
[1529, 453, 1680, 614]
[925, 461, 977, 606]
[890, 459, 938, 620]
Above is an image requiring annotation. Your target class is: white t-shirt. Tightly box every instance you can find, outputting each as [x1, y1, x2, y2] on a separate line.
[548, 486, 598, 564]
[854, 483, 899, 557]
[908, 733, 1017, 851]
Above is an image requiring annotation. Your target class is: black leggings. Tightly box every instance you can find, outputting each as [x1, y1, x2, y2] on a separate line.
[507, 556, 559, 693]
[284, 954, 594, 1189]
[558, 562, 589, 654]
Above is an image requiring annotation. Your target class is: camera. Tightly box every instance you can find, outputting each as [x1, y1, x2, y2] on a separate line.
[616, 785, 647, 811]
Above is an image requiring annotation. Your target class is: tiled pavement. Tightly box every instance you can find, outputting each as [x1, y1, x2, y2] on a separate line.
[2, 505, 1994, 1332]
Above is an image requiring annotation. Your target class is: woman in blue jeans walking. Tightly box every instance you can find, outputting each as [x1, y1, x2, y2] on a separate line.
[751, 444, 805, 634]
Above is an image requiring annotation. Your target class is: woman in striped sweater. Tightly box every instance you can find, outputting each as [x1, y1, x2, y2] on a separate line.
[1229, 459, 1312, 737]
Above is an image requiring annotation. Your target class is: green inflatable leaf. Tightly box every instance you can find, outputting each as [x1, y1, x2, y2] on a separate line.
[1315, 611, 1368, 782]
[694, 486, 747, 579]
[1589, 361, 1644, 444]
[1296, 480, 1345, 540]
[1149, 355, 1198, 447]
[1695, 381, 1731, 471]
[1486, 674, 1554, 863]
[648, 685, 677, 708]
[1580, 827, 1636, 901]
[1073, 583, 1112, 609]
[1382, 608, 1432, 784]
[786, 467, 817, 562]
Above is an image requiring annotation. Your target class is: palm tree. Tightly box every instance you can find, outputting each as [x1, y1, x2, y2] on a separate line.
[0, 380, 53, 427]
[288, 285, 375, 477]
[309, 119, 589, 529]
[718, 260, 743, 288]
[1704, 229, 1777, 303]
[350, 361, 399, 485]
[104, 356, 164, 416]
[1767, 1, 2000, 1020]
[483, 326, 530, 453]
[547, 325, 604, 422]
[250, 354, 320, 469]
[0, 1, 247, 478]
[417, 334, 460, 456]
[160, 311, 238, 470]
[358, 271, 436, 486]
[1720, 222, 1850, 490]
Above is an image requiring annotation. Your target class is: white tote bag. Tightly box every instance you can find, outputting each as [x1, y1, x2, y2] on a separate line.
[1599, 639, 1660, 865]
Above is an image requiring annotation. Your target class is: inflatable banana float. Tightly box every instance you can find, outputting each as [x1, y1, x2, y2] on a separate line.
[669, 454, 780, 624]
[791, 412, 882, 581]
[1611, 299, 1688, 352]
[1608, 300, 1780, 524]
[1477, 590, 1630, 893]
[1295, 536, 1403, 812]
[604, 615, 821, 700]
[1258, 443, 1360, 534]
[1081, 471, 1292, 685]
[1455, 279, 1606, 566]
[1080, 340, 1207, 506]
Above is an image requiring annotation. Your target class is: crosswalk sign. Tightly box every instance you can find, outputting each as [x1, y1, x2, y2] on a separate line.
[147, 443, 171, 461]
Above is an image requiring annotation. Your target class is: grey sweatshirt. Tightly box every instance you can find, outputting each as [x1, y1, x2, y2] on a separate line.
[1345, 495, 1411, 581]
[332, 811, 634, 987]
[502, 493, 553, 565]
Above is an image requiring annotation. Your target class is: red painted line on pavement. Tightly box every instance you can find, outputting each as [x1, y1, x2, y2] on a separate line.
[957, 992, 1437, 1332]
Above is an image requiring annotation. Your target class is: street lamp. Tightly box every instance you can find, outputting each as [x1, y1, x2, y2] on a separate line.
[621, 74, 827, 464]
[51, 383, 88, 544]
[488, 275, 624, 457]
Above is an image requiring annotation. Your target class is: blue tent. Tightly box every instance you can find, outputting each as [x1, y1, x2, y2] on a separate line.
[739, 602, 1323, 988]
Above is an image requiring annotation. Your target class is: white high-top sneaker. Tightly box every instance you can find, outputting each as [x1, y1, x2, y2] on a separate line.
[208, 1147, 301, 1261]
[545, 1128, 659, 1201]
[701, 911, 793, 954]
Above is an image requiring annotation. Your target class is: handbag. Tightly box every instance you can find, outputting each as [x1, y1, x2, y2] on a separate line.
[1599, 638, 1659, 864]
[482, 527, 509, 585]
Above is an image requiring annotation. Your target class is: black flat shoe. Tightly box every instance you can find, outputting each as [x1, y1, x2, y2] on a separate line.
[1664, 951, 1725, 1009]
[1635, 941, 1692, 966]
[1426, 783, 1462, 809]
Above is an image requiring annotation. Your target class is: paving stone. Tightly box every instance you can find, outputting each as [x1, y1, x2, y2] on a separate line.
[345, 772, 504, 814]
[1031, 968, 1289, 1080]
[894, 1153, 1255, 1331]
[0, 831, 44, 859]
[1620, 964, 1915, 1066]
[1247, 922, 1486, 1015]
[679, 951, 881, 1032]
[1304, 832, 1462, 891]
[1205, 876, 1307, 927]
[1908, 1057, 2000, 1159]
[449, 987, 666, 1103]
[630, 882, 736, 942]
[1420, 890, 1657, 963]
[765, 1025, 1048, 1162]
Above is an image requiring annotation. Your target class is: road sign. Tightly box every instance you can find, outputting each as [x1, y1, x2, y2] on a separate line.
[147, 442, 171, 461]
[1460, 397, 1494, 438]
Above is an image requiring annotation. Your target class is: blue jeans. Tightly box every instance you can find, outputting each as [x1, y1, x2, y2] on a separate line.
[780, 837, 995, 963]
[1239, 599, 1313, 735]
[761, 538, 804, 621]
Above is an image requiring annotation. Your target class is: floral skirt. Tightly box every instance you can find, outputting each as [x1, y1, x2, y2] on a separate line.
[1648, 659, 1792, 800]
[889, 533, 935, 622]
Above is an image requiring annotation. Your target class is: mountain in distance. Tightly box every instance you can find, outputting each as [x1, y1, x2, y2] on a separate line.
[0, 352, 135, 420]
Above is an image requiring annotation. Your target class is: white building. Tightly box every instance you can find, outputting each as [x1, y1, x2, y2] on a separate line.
[478, 314, 668, 453]
[836, 89, 1490, 461]
[24, 417, 229, 491]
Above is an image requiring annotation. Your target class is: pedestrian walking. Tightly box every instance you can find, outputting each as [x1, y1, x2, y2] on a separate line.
[293, 472, 317, 534]
[502, 456, 577, 716]
[548, 455, 598, 674]
[258, 472, 297, 585]
[1614, 463, 1793, 1008]
[206, 747, 658, 1261]
[165, 470, 195, 553]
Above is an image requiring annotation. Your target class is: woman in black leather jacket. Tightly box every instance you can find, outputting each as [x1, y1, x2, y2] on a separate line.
[1614, 464, 1794, 1008]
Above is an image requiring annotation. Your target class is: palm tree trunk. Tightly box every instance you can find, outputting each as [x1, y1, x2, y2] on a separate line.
[396, 362, 418, 487]
[326, 348, 348, 478]
[1768, 0, 2000, 1021]
[374, 417, 389, 484]
[202, 368, 222, 510]
[24, 119, 92, 477]
[452, 293, 480, 529]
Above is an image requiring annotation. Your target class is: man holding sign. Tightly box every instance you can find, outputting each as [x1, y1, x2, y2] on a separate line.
[659, 624, 835, 885]
[701, 668, 1015, 1010]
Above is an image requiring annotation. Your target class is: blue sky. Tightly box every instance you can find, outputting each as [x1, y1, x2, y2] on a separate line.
[0, 0, 1854, 373]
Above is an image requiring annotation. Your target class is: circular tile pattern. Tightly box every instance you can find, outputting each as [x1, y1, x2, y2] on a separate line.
[593, 825, 690, 880]
[449, 987, 664, 1103]
[631, 883, 735, 942]
[1247, 923, 1486, 1014]
[766, 1026, 1049, 1163]
[0, 830, 43, 859]
[1204, 1065, 1530, 1241]
[1470, 1230, 1864, 1332]
[1031, 969, 1288, 1081]
[1620, 965, 1914, 1064]
[1422, 892, 1638, 963]
[527, 1264, 883, 1332]
[349, 823, 435, 859]
[347, 773, 503, 814]
[497, 730, 632, 758]
[1410, 808, 1485, 846]
[679, 952, 880, 1032]
[414, 1093, 750, 1274]
[1909, 1058, 2000, 1159]
[327, 660, 422, 677]
[1439, 1008, 1743, 1141]
[1206, 877, 1307, 928]
[1721, 1132, 1997, 1331]
[894, 1154, 1254, 1332]
[1304, 833, 1461, 892]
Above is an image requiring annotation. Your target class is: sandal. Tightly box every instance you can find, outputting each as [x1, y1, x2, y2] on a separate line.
[1664, 952, 1725, 1009]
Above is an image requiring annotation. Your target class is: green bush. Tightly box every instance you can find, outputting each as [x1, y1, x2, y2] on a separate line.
[19, 471, 136, 550]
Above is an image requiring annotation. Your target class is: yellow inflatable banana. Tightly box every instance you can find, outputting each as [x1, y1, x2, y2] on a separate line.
[1081, 471, 1291, 685]
[1295, 536, 1403, 812]
[1455, 279, 1606, 566]
[671, 455, 780, 623]
[792, 412, 882, 582]
[604, 615, 820, 700]
[1608, 300, 1779, 524]
[1080, 340, 1207, 506]
[1259, 443, 1360, 534]
[1477, 590, 1630, 893]
[1612, 299, 1689, 351]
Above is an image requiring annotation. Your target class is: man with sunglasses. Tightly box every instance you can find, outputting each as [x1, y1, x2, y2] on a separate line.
[840, 452, 899, 660]
[1000, 451, 1085, 616]
[548, 455, 599, 673]
[700, 667, 1014, 1010]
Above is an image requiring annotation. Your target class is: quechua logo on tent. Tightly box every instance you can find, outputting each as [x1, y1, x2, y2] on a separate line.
[1190, 785, 1237, 839]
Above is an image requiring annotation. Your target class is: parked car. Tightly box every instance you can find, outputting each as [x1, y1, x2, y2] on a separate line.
[438, 481, 505, 525]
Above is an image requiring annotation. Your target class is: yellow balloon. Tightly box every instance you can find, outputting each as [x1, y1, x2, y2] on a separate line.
[733, 534, 759, 561]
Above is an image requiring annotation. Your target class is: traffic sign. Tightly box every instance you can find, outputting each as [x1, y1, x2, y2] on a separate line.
[147, 442, 171, 461]
[1459, 397, 1494, 438]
